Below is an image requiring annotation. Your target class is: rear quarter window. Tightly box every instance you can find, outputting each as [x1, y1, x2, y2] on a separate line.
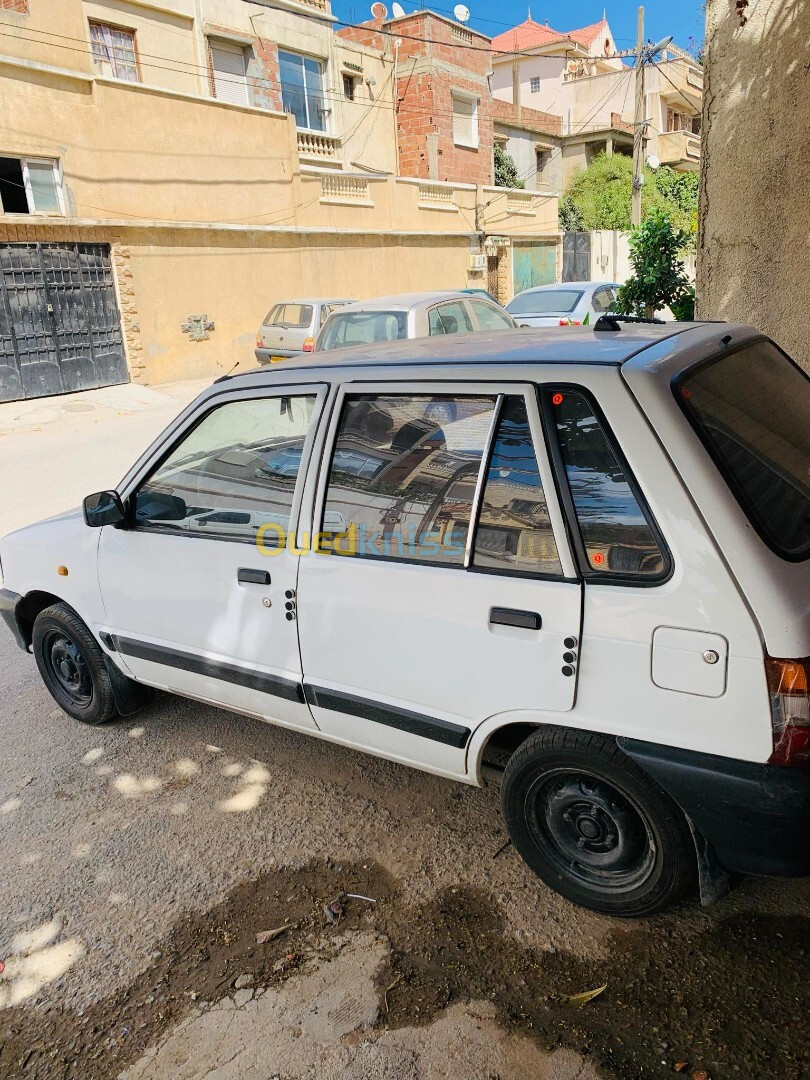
[676, 340, 810, 561]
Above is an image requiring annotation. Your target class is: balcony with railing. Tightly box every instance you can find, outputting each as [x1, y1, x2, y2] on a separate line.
[659, 130, 702, 170]
[297, 130, 342, 166]
[657, 58, 703, 111]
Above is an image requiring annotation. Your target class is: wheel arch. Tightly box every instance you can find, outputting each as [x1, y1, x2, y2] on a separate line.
[16, 590, 68, 649]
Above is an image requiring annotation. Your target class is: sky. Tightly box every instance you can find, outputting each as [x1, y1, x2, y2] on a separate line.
[333, 1, 706, 53]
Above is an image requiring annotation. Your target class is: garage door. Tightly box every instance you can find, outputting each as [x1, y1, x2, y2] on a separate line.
[512, 242, 557, 295]
[0, 242, 129, 403]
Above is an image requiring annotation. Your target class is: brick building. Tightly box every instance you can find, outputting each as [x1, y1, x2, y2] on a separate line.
[339, 12, 494, 185]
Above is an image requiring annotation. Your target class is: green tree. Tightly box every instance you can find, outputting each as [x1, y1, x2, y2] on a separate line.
[614, 209, 691, 319]
[558, 152, 698, 245]
[494, 144, 524, 189]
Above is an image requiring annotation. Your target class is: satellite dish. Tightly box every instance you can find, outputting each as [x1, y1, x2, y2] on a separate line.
[370, 1, 388, 19]
[647, 154, 661, 170]
[566, 60, 578, 73]
[453, 3, 470, 23]
[391, 1, 406, 15]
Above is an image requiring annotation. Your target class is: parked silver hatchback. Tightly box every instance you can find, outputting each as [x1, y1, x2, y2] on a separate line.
[315, 291, 516, 352]
[256, 298, 352, 364]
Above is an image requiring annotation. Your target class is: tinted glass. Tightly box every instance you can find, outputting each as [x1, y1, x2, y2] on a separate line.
[551, 391, 666, 577]
[679, 341, 810, 559]
[507, 289, 583, 316]
[473, 396, 562, 575]
[319, 311, 408, 350]
[469, 300, 514, 330]
[135, 395, 316, 543]
[427, 301, 473, 336]
[263, 304, 313, 329]
[321, 394, 497, 564]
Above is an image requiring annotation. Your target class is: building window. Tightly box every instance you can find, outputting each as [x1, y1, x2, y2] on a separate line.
[89, 22, 139, 82]
[279, 50, 327, 132]
[529, 76, 540, 93]
[452, 93, 479, 149]
[0, 157, 63, 215]
[209, 40, 249, 106]
[342, 74, 356, 101]
[535, 147, 551, 180]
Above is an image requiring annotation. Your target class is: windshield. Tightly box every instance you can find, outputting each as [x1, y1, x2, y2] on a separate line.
[318, 310, 408, 351]
[263, 303, 313, 329]
[507, 289, 583, 316]
[678, 340, 810, 560]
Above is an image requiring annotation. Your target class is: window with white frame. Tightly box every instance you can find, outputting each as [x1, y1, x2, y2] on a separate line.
[530, 76, 541, 93]
[209, 40, 250, 106]
[0, 157, 64, 216]
[279, 50, 327, 131]
[89, 22, 139, 82]
[452, 93, 479, 149]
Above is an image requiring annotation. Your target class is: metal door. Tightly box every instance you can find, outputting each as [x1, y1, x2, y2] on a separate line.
[562, 232, 591, 282]
[512, 241, 557, 295]
[0, 243, 128, 402]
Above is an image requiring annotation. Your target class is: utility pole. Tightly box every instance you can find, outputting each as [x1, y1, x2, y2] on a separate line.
[631, 5, 645, 227]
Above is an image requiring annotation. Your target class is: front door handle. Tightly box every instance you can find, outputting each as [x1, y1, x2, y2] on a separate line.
[489, 607, 542, 630]
[238, 568, 271, 585]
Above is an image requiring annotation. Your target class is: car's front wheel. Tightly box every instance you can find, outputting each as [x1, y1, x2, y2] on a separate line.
[501, 728, 695, 917]
[33, 603, 118, 726]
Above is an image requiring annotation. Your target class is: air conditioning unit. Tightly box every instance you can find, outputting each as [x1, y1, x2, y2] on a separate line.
[469, 253, 487, 272]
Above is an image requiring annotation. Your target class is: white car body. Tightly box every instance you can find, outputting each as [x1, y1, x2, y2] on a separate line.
[507, 281, 622, 327]
[2, 323, 808, 908]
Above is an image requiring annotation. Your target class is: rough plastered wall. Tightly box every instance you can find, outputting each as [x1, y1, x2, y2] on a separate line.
[697, 0, 810, 371]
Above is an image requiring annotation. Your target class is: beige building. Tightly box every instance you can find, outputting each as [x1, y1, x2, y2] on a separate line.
[697, 0, 809, 372]
[0, 0, 560, 399]
[491, 15, 703, 186]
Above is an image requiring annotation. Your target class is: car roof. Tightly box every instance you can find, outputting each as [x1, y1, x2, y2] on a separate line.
[330, 291, 471, 313]
[270, 298, 352, 305]
[514, 282, 618, 294]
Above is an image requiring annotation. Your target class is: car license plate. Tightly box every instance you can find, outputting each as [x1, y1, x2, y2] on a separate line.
[269, 355, 286, 363]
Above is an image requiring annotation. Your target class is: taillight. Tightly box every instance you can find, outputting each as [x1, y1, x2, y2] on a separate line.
[766, 656, 810, 765]
[302, 337, 316, 353]
[256, 338, 262, 347]
[559, 319, 582, 326]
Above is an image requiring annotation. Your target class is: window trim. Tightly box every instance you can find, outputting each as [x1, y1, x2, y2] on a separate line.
[451, 90, 479, 149]
[120, 383, 329, 546]
[0, 156, 65, 216]
[312, 380, 578, 579]
[88, 19, 141, 83]
[672, 336, 810, 564]
[540, 384, 674, 586]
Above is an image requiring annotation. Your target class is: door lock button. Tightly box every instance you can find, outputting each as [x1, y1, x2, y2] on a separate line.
[703, 650, 720, 665]
[262, 597, 272, 608]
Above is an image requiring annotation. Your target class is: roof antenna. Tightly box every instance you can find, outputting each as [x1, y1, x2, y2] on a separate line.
[527, 4, 531, 19]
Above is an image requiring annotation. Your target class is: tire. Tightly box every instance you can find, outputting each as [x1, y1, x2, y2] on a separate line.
[32, 603, 118, 726]
[501, 727, 695, 917]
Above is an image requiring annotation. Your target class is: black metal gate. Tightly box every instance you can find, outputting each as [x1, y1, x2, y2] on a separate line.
[562, 232, 591, 283]
[0, 243, 129, 402]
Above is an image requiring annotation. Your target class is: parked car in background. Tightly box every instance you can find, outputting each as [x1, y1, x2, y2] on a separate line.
[507, 282, 621, 327]
[256, 298, 351, 364]
[316, 291, 516, 352]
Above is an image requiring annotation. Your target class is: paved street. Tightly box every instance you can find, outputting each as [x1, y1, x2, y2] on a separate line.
[0, 382, 809, 1080]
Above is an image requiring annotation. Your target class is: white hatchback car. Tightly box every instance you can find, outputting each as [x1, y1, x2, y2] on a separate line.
[1, 322, 808, 917]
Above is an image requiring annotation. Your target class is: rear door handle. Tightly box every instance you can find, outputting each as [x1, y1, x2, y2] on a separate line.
[489, 607, 542, 630]
[238, 568, 271, 585]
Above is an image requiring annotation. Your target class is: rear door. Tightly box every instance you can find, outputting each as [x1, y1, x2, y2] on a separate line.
[297, 380, 582, 778]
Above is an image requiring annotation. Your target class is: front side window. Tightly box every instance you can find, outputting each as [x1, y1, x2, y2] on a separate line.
[427, 301, 473, 336]
[90, 22, 139, 82]
[318, 311, 407, 351]
[0, 157, 62, 215]
[469, 300, 514, 331]
[320, 394, 497, 564]
[279, 50, 326, 131]
[678, 340, 810, 560]
[134, 395, 316, 544]
[473, 396, 562, 575]
[263, 304, 313, 329]
[549, 390, 667, 578]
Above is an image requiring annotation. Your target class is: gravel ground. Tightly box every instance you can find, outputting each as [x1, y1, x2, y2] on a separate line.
[0, 382, 809, 1079]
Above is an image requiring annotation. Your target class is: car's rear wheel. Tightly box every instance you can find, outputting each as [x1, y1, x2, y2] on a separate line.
[33, 603, 117, 726]
[501, 728, 695, 917]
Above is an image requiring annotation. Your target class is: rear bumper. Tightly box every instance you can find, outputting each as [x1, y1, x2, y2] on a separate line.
[619, 738, 810, 878]
[254, 348, 301, 365]
[0, 588, 28, 652]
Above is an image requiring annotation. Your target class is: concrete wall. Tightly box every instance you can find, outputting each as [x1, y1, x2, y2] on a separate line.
[698, 0, 810, 370]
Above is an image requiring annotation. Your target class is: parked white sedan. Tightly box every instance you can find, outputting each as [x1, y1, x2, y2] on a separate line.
[507, 281, 621, 327]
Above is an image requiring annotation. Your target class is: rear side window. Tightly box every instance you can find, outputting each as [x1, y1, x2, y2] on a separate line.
[319, 311, 407, 350]
[428, 301, 473, 336]
[263, 304, 313, 328]
[548, 390, 668, 578]
[677, 340, 810, 560]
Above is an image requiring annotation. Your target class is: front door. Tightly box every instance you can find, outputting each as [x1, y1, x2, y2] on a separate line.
[97, 385, 326, 730]
[297, 382, 582, 777]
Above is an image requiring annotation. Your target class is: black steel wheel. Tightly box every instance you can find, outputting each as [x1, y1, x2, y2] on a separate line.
[33, 603, 117, 725]
[501, 728, 695, 916]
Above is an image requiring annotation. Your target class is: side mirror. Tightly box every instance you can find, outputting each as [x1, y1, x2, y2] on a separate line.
[322, 510, 349, 535]
[83, 490, 126, 528]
